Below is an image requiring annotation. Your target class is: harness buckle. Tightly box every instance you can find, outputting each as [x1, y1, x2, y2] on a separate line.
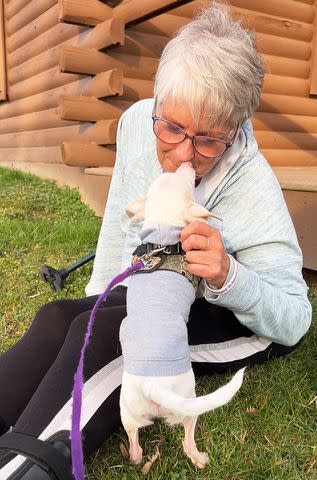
[133, 244, 182, 273]
[139, 246, 165, 262]
[138, 246, 166, 271]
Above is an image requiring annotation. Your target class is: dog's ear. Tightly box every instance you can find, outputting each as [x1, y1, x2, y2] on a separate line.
[184, 203, 222, 223]
[125, 198, 146, 223]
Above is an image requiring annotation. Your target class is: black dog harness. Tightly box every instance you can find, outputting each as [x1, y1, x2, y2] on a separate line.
[132, 242, 200, 290]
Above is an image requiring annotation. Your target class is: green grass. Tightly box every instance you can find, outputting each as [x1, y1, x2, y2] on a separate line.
[0, 166, 316, 480]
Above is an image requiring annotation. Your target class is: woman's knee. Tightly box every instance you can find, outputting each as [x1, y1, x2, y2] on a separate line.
[65, 306, 126, 371]
[30, 299, 81, 345]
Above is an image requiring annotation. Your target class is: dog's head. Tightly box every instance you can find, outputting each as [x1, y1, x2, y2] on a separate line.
[126, 162, 218, 228]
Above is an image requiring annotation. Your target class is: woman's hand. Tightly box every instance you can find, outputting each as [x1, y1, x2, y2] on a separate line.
[180, 221, 230, 288]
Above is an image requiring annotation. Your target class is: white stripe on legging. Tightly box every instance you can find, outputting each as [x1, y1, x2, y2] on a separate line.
[190, 335, 272, 363]
[0, 334, 271, 478]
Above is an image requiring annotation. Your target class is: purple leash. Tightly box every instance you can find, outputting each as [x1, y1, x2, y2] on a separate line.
[70, 258, 144, 480]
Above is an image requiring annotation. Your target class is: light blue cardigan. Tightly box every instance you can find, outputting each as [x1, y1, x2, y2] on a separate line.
[86, 99, 312, 347]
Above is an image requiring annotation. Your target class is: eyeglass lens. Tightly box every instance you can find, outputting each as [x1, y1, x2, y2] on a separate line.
[153, 118, 228, 157]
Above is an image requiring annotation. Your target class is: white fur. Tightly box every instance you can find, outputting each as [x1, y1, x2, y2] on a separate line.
[120, 163, 245, 468]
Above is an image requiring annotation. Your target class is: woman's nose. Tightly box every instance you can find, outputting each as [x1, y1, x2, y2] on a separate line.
[175, 138, 195, 162]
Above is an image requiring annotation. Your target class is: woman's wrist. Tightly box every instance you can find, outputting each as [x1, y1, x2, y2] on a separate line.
[205, 255, 237, 295]
[205, 253, 231, 289]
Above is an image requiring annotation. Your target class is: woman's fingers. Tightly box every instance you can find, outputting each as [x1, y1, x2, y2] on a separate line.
[181, 220, 229, 287]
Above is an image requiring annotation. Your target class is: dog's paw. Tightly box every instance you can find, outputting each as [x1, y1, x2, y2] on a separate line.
[129, 447, 143, 466]
[183, 445, 209, 470]
[129, 455, 143, 466]
[192, 451, 209, 469]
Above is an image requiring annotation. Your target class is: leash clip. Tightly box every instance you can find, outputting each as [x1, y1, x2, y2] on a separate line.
[136, 246, 166, 271]
[139, 246, 165, 262]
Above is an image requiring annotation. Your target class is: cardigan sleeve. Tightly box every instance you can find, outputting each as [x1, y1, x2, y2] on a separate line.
[203, 156, 312, 346]
[85, 112, 128, 296]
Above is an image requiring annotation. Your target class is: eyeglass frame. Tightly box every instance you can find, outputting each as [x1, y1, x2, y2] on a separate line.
[151, 111, 240, 159]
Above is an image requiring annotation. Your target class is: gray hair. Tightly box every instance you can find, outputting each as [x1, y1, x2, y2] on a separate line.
[153, 0, 265, 130]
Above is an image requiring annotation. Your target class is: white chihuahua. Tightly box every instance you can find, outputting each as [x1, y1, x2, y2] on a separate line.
[119, 162, 245, 469]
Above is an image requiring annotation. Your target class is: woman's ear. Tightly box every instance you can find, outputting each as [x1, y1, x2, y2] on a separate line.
[125, 198, 146, 223]
[184, 203, 222, 223]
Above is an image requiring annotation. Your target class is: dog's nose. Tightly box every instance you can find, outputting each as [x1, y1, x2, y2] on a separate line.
[176, 162, 196, 183]
[176, 161, 194, 171]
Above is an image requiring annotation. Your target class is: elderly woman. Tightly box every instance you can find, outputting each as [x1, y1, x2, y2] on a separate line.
[0, 2, 312, 478]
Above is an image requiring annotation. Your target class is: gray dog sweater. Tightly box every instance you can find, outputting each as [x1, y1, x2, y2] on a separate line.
[119, 225, 196, 376]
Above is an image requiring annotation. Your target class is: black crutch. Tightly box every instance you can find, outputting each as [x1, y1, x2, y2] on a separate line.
[41, 253, 96, 291]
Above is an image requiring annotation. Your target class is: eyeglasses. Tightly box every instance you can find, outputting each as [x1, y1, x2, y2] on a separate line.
[152, 115, 239, 159]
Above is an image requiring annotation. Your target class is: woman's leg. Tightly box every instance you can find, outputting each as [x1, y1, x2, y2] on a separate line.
[0, 286, 127, 435]
[0, 295, 99, 435]
[0, 293, 300, 478]
[187, 298, 300, 375]
[0, 287, 127, 478]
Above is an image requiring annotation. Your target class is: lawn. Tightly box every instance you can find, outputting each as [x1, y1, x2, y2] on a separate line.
[0, 166, 316, 480]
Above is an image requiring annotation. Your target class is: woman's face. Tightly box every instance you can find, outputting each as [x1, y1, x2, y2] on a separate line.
[154, 100, 234, 181]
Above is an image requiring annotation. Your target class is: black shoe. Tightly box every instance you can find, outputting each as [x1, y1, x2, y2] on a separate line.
[0, 430, 74, 479]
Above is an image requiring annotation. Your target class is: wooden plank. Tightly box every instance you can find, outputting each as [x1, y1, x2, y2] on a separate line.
[8, 19, 125, 85]
[252, 112, 317, 133]
[169, 3, 314, 42]
[261, 148, 317, 166]
[0, 0, 7, 100]
[85, 69, 123, 97]
[8, 66, 86, 101]
[8, 22, 86, 69]
[258, 93, 317, 115]
[6, 0, 57, 36]
[172, 0, 314, 24]
[84, 166, 114, 176]
[0, 70, 123, 119]
[60, 46, 159, 79]
[256, 131, 317, 150]
[235, 7, 314, 42]
[59, 95, 132, 121]
[112, 0, 186, 24]
[130, 13, 189, 37]
[272, 166, 317, 192]
[0, 108, 79, 134]
[117, 30, 168, 58]
[121, 77, 154, 101]
[255, 32, 311, 61]
[8, 44, 60, 85]
[62, 142, 116, 167]
[229, 0, 314, 24]
[75, 17, 125, 49]
[0, 146, 63, 164]
[6, 4, 58, 53]
[131, 20, 311, 61]
[263, 74, 310, 97]
[309, 5, 317, 94]
[296, 0, 314, 5]
[58, 0, 112, 25]
[262, 54, 309, 79]
[0, 120, 118, 147]
[6, 0, 36, 20]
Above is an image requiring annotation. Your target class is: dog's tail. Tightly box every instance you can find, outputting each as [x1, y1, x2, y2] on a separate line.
[141, 368, 245, 417]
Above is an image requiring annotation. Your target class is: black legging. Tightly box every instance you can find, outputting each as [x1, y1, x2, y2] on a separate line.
[0, 285, 298, 470]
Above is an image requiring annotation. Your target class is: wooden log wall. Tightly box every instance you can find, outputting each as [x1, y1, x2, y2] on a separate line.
[127, 0, 317, 167]
[0, 0, 123, 165]
[0, 0, 316, 168]
[0, 0, 191, 167]
[149, 0, 316, 167]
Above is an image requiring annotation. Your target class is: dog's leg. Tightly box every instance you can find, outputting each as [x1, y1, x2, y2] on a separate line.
[126, 426, 143, 465]
[182, 416, 209, 469]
